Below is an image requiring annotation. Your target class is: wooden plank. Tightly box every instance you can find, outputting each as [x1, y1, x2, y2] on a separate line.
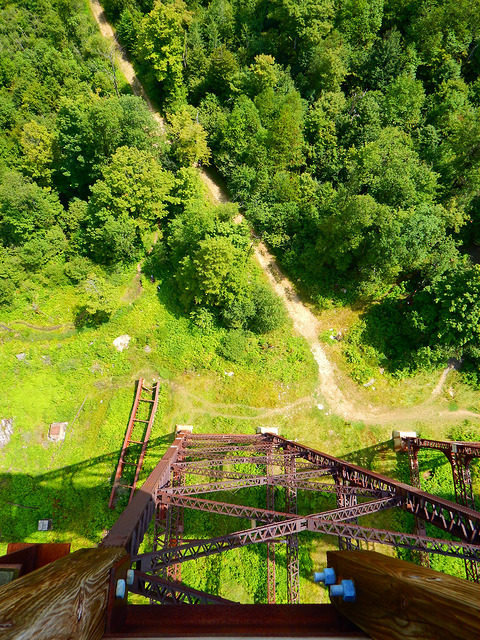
[0, 547, 127, 640]
[327, 550, 480, 640]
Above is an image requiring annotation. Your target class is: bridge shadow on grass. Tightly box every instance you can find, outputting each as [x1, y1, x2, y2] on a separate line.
[0, 433, 174, 548]
[341, 440, 394, 472]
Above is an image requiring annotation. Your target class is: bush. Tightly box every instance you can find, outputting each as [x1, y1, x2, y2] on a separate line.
[190, 307, 216, 333]
[64, 256, 92, 283]
[221, 294, 255, 329]
[218, 330, 248, 363]
[0, 277, 14, 306]
[249, 283, 286, 333]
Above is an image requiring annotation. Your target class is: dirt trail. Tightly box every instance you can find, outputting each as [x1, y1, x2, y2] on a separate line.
[168, 379, 314, 420]
[89, 0, 165, 132]
[89, 0, 480, 426]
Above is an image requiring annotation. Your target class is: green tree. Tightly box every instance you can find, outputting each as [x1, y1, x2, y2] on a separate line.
[249, 282, 286, 333]
[382, 75, 425, 129]
[19, 227, 67, 271]
[205, 45, 239, 98]
[0, 172, 63, 246]
[75, 274, 116, 327]
[137, 0, 191, 105]
[167, 107, 211, 166]
[176, 234, 248, 310]
[89, 146, 174, 226]
[268, 0, 334, 52]
[55, 96, 157, 198]
[346, 127, 439, 208]
[411, 263, 480, 352]
[302, 32, 348, 96]
[336, 0, 383, 49]
[266, 91, 305, 169]
[20, 121, 54, 187]
[247, 55, 280, 94]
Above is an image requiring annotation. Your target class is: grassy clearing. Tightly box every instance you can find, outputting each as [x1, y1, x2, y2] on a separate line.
[0, 264, 317, 557]
[2, 263, 477, 596]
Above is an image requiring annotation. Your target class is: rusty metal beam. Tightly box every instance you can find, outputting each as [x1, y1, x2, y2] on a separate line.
[129, 571, 236, 605]
[158, 493, 292, 522]
[162, 469, 337, 497]
[184, 444, 278, 457]
[102, 437, 184, 555]
[136, 498, 399, 571]
[307, 520, 480, 561]
[267, 434, 480, 544]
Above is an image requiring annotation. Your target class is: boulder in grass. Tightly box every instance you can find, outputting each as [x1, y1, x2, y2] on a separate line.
[113, 334, 131, 352]
[48, 422, 68, 442]
[16, 353, 26, 361]
[0, 418, 13, 448]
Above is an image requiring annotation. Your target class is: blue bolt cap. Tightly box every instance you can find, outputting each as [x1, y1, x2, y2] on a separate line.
[116, 578, 126, 599]
[342, 579, 356, 602]
[330, 579, 356, 603]
[314, 567, 336, 585]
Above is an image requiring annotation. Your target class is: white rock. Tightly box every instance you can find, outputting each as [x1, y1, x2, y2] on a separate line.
[363, 378, 375, 387]
[317, 403, 324, 411]
[16, 353, 26, 361]
[144, 344, 152, 353]
[224, 371, 234, 377]
[113, 335, 131, 352]
[0, 418, 13, 448]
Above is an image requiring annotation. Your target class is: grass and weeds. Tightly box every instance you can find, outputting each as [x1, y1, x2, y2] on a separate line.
[2, 263, 478, 596]
[0, 263, 316, 557]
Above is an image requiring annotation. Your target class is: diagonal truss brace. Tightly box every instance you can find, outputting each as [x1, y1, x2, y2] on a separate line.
[136, 498, 399, 571]
[130, 570, 237, 604]
[162, 469, 341, 496]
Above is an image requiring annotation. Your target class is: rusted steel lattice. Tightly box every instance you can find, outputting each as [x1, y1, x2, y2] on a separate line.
[399, 435, 480, 581]
[109, 379, 160, 509]
[102, 432, 480, 605]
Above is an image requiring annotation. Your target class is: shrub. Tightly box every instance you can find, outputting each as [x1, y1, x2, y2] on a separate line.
[64, 256, 92, 283]
[249, 283, 286, 333]
[218, 330, 248, 363]
[190, 307, 216, 333]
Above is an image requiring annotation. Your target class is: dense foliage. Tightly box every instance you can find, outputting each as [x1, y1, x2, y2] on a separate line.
[106, 0, 480, 380]
[0, 0, 284, 334]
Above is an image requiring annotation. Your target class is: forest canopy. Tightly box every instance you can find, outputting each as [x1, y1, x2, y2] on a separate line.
[100, 0, 480, 382]
[2, 0, 480, 377]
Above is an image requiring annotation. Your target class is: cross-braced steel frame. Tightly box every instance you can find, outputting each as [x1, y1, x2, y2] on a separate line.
[399, 435, 479, 581]
[102, 432, 480, 605]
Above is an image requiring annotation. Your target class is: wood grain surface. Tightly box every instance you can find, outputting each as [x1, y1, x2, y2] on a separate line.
[327, 550, 480, 640]
[0, 546, 127, 640]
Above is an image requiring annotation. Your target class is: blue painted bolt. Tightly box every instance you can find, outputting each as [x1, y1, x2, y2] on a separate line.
[313, 568, 336, 585]
[330, 579, 356, 602]
[126, 569, 135, 586]
[116, 578, 126, 599]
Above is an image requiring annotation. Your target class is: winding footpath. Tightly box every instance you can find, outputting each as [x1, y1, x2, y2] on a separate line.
[88, 0, 480, 426]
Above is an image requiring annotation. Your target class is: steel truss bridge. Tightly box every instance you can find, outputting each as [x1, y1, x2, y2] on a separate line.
[101, 432, 480, 605]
